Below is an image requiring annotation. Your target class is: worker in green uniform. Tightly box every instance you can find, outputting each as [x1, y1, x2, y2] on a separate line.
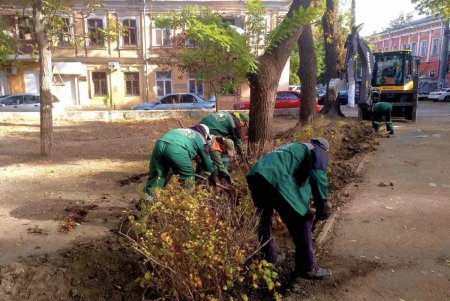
[209, 136, 236, 184]
[199, 111, 248, 157]
[144, 124, 217, 199]
[372, 102, 394, 134]
[247, 138, 332, 280]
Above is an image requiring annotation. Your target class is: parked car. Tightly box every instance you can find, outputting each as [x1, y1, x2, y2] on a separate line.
[316, 87, 326, 105]
[0, 93, 60, 112]
[428, 88, 450, 102]
[233, 90, 320, 112]
[131, 93, 216, 110]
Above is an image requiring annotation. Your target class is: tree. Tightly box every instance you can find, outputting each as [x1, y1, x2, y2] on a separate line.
[156, 7, 257, 111]
[320, 0, 344, 117]
[247, 0, 320, 153]
[0, 20, 15, 67]
[7, 1, 119, 156]
[388, 13, 414, 29]
[412, 0, 450, 18]
[297, 24, 317, 125]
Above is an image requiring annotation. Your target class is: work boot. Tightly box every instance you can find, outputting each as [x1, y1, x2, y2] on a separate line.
[297, 267, 332, 280]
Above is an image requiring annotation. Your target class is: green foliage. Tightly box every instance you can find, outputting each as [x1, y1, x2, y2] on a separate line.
[130, 176, 280, 300]
[267, 5, 322, 53]
[244, 0, 267, 53]
[388, 13, 414, 29]
[289, 44, 300, 85]
[412, 0, 450, 17]
[0, 20, 15, 66]
[167, 6, 257, 98]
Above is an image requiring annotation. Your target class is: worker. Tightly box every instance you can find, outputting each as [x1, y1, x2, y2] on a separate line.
[209, 136, 236, 185]
[144, 124, 217, 199]
[372, 102, 394, 135]
[246, 138, 332, 280]
[199, 111, 248, 157]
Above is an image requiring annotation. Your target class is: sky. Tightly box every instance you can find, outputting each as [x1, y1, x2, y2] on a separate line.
[341, 0, 420, 36]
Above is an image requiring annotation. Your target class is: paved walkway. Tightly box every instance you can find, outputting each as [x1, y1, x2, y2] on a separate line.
[310, 102, 450, 300]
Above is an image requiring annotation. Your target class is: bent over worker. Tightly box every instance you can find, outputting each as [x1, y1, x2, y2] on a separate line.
[246, 138, 332, 280]
[372, 102, 394, 134]
[210, 136, 236, 184]
[199, 111, 248, 156]
[144, 124, 217, 198]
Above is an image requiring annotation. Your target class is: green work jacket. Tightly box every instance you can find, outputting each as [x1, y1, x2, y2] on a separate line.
[200, 112, 242, 151]
[373, 102, 392, 113]
[247, 143, 328, 216]
[158, 128, 216, 173]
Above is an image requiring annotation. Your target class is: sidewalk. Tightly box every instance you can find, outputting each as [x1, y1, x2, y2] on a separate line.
[305, 103, 450, 300]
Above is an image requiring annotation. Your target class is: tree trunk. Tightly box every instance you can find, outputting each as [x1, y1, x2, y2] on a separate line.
[320, 0, 344, 117]
[438, 18, 449, 87]
[247, 0, 311, 154]
[298, 24, 317, 125]
[33, 2, 53, 156]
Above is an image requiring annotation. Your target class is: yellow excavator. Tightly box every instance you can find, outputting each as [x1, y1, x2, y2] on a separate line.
[330, 25, 420, 122]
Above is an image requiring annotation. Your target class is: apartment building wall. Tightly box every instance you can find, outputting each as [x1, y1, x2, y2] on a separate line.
[369, 17, 450, 82]
[1, 0, 291, 109]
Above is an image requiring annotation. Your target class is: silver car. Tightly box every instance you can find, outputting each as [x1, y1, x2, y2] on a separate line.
[131, 93, 216, 110]
[0, 94, 60, 112]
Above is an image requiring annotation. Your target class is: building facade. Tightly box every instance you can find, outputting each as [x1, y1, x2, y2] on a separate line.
[0, 0, 291, 109]
[368, 16, 450, 88]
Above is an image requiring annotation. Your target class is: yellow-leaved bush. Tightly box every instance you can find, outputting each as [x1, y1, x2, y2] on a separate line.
[129, 174, 281, 301]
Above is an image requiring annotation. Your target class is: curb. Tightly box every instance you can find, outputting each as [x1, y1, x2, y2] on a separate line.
[316, 153, 370, 246]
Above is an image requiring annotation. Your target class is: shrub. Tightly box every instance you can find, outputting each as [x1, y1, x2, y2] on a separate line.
[129, 175, 281, 300]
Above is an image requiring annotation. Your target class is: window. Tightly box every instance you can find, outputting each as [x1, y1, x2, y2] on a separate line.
[402, 44, 409, 50]
[431, 39, 439, 56]
[411, 43, 417, 55]
[181, 94, 196, 103]
[21, 95, 39, 104]
[384, 47, 388, 51]
[188, 76, 204, 96]
[58, 17, 71, 46]
[2, 96, 21, 106]
[156, 71, 172, 97]
[420, 40, 428, 57]
[122, 19, 137, 46]
[125, 72, 140, 96]
[92, 72, 107, 96]
[153, 26, 171, 47]
[88, 18, 105, 46]
[429, 70, 436, 77]
[160, 94, 179, 104]
[18, 17, 33, 40]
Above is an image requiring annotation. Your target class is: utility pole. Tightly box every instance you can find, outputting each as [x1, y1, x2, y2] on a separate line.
[438, 18, 449, 88]
[347, 0, 357, 107]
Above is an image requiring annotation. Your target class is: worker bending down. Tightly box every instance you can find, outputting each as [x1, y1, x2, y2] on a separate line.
[199, 111, 248, 157]
[208, 136, 236, 185]
[144, 124, 217, 199]
[372, 102, 394, 134]
[246, 138, 332, 280]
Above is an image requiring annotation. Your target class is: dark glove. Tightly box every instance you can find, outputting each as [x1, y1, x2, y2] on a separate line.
[218, 171, 232, 185]
[208, 173, 218, 187]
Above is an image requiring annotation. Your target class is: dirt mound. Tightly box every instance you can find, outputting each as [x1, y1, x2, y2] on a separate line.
[117, 173, 146, 186]
[0, 235, 143, 301]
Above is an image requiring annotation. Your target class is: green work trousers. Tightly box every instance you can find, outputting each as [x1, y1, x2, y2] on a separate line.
[372, 111, 394, 134]
[145, 140, 195, 195]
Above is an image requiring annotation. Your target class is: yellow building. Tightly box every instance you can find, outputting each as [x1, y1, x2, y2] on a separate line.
[0, 0, 291, 110]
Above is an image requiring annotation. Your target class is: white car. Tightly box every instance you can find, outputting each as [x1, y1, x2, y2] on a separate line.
[0, 93, 60, 112]
[428, 88, 450, 102]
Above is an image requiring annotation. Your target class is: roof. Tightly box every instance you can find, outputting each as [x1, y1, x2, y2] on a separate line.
[367, 15, 443, 37]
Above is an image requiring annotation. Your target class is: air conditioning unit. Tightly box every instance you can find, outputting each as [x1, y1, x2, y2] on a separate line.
[5, 66, 17, 75]
[108, 62, 120, 70]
